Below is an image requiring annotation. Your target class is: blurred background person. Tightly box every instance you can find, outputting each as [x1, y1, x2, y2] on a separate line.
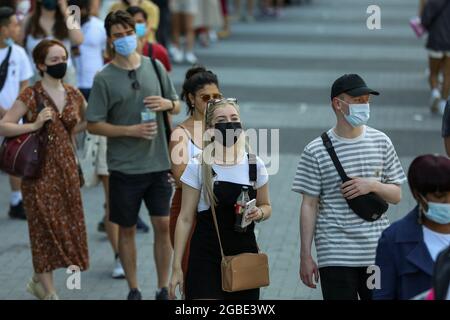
[374, 154, 450, 300]
[231, 0, 254, 22]
[21, 0, 83, 86]
[127, 5, 171, 72]
[152, 0, 170, 48]
[195, 0, 223, 47]
[421, 0, 450, 115]
[169, 0, 198, 64]
[109, 0, 160, 43]
[0, 6, 33, 220]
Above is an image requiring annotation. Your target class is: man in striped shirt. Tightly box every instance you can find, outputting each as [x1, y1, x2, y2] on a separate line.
[292, 74, 407, 300]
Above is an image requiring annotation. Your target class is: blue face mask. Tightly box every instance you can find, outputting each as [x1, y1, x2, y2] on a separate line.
[135, 23, 147, 38]
[113, 34, 137, 57]
[424, 202, 450, 225]
[338, 100, 370, 127]
[4, 37, 14, 47]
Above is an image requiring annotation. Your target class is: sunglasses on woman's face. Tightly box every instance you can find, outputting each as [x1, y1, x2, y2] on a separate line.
[128, 69, 140, 90]
[199, 93, 223, 103]
[206, 97, 238, 109]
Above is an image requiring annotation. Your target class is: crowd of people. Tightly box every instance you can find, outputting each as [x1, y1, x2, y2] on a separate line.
[0, 0, 449, 301]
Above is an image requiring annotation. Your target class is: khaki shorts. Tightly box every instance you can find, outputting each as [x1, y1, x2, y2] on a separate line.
[170, 0, 198, 14]
[428, 50, 450, 59]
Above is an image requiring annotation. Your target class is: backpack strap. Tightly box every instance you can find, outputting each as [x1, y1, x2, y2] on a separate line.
[149, 55, 171, 146]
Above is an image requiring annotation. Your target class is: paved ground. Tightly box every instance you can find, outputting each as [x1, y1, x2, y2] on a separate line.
[0, 0, 445, 299]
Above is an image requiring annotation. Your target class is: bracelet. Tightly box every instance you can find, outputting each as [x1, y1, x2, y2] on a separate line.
[256, 207, 265, 223]
[170, 100, 175, 112]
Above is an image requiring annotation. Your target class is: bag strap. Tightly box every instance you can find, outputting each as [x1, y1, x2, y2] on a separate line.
[149, 56, 172, 146]
[321, 132, 349, 182]
[210, 198, 226, 259]
[0, 46, 12, 92]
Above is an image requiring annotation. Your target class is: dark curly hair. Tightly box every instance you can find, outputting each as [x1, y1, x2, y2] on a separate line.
[181, 65, 219, 116]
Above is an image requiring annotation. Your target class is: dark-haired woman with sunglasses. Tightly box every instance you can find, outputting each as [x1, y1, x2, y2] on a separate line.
[168, 65, 222, 293]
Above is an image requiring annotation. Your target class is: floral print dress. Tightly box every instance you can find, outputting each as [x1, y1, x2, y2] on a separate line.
[17, 81, 89, 274]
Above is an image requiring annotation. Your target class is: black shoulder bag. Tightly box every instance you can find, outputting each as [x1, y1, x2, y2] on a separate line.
[0, 46, 12, 92]
[321, 132, 388, 222]
[148, 50, 172, 146]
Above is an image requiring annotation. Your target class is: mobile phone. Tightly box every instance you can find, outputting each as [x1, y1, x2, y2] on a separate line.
[241, 199, 257, 228]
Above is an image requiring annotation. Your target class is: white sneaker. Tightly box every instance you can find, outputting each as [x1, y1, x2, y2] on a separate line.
[439, 99, 447, 115]
[185, 51, 198, 65]
[430, 88, 441, 113]
[112, 258, 125, 279]
[171, 46, 184, 64]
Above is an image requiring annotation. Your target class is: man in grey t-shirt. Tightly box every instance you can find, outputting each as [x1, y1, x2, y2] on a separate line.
[86, 10, 180, 300]
[292, 74, 406, 300]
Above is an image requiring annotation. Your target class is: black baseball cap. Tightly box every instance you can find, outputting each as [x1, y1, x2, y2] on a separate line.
[331, 74, 379, 100]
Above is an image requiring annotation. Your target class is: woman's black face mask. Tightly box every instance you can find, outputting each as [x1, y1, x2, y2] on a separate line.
[214, 122, 243, 148]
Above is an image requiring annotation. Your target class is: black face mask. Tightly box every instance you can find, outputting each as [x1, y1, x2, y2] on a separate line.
[45, 62, 67, 79]
[214, 122, 243, 148]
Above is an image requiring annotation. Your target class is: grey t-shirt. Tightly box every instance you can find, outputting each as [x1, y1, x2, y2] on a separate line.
[86, 56, 178, 174]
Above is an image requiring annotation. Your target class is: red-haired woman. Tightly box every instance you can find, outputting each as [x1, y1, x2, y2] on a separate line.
[0, 39, 89, 300]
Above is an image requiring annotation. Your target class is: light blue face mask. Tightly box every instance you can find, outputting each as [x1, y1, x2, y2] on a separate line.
[338, 100, 370, 127]
[135, 23, 147, 38]
[113, 34, 137, 57]
[424, 202, 450, 225]
[4, 37, 14, 47]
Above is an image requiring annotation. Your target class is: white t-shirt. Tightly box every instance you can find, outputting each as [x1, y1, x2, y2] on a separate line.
[181, 152, 269, 212]
[75, 17, 107, 89]
[423, 226, 450, 261]
[0, 44, 34, 109]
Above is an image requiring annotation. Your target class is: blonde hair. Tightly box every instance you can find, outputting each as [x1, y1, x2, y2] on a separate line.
[200, 100, 246, 208]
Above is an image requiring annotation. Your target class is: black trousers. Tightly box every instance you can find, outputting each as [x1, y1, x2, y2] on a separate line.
[319, 267, 373, 300]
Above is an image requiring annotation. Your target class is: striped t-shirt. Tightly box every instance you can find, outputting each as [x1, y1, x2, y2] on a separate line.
[292, 126, 406, 268]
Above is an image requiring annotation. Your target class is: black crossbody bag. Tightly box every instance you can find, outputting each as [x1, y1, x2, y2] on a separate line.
[321, 132, 388, 222]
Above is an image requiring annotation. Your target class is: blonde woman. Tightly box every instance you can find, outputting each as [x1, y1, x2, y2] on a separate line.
[169, 98, 272, 300]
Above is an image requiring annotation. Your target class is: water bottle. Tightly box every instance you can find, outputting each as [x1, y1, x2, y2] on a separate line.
[234, 186, 250, 233]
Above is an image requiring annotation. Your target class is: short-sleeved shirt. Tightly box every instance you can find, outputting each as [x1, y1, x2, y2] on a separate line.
[86, 56, 178, 174]
[0, 44, 34, 109]
[291, 126, 407, 268]
[442, 100, 450, 137]
[181, 153, 269, 212]
[109, 0, 159, 43]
